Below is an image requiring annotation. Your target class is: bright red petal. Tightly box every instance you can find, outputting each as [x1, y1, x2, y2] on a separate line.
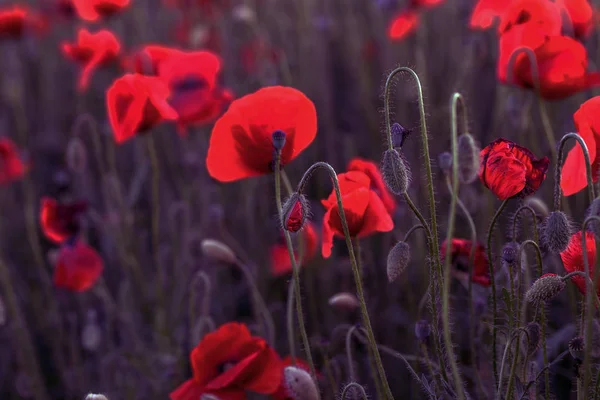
[53, 241, 104, 292]
[356, 191, 394, 238]
[388, 10, 419, 40]
[560, 231, 598, 297]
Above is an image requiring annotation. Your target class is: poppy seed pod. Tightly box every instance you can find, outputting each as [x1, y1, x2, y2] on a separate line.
[438, 151, 452, 172]
[387, 241, 410, 282]
[201, 239, 237, 264]
[457, 133, 480, 184]
[543, 211, 572, 253]
[524, 322, 540, 355]
[586, 197, 600, 237]
[568, 336, 585, 362]
[283, 365, 320, 400]
[414, 319, 431, 342]
[272, 130, 286, 151]
[282, 193, 309, 233]
[501, 242, 519, 265]
[391, 122, 410, 148]
[381, 149, 410, 195]
[328, 292, 359, 311]
[526, 273, 566, 303]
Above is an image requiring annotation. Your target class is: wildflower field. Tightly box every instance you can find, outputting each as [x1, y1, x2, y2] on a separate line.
[1, 0, 600, 399]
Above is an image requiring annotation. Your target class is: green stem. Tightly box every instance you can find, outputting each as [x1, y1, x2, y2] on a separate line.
[555, 132, 595, 210]
[487, 198, 510, 387]
[497, 328, 526, 398]
[511, 205, 540, 243]
[403, 224, 425, 242]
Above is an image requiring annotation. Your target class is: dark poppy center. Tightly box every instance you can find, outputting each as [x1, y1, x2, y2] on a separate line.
[217, 361, 236, 374]
[173, 75, 208, 92]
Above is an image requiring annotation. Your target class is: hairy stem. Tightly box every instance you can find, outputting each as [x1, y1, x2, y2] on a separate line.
[554, 132, 595, 210]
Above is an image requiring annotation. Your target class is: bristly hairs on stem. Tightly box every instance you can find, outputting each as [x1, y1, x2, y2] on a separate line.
[497, 327, 528, 399]
[512, 205, 540, 243]
[554, 132, 595, 210]
[295, 162, 394, 399]
[441, 92, 466, 400]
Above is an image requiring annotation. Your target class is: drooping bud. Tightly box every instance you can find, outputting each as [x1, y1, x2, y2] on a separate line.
[390, 122, 410, 148]
[272, 130, 286, 151]
[501, 242, 519, 265]
[414, 319, 431, 342]
[568, 336, 585, 362]
[201, 239, 237, 264]
[524, 322, 540, 355]
[381, 149, 410, 195]
[457, 133, 480, 184]
[387, 241, 410, 282]
[438, 152, 452, 172]
[543, 211, 571, 253]
[526, 273, 566, 303]
[328, 292, 359, 311]
[283, 365, 320, 400]
[281, 192, 309, 232]
[585, 197, 600, 237]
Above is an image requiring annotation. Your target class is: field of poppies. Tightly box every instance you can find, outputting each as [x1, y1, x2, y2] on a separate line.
[2, 0, 600, 399]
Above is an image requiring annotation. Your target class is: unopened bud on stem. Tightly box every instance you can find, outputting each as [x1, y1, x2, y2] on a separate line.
[526, 273, 566, 303]
[381, 149, 410, 194]
[281, 193, 309, 232]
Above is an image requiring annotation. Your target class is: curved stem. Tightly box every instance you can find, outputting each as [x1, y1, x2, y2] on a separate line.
[505, 328, 528, 400]
[497, 328, 527, 399]
[440, 92, 466, 400]
[345, 325, 359, 382]
[518, 350, 570, 400]
[341, 382, 368, 400]
[487, 198, 510, 386]
[403, 224, 425, 242]
[555, 133, 595, 210]
[286, 274, 297, 364]
[295, 162, 394, 399]
[512, 205, 540, 243]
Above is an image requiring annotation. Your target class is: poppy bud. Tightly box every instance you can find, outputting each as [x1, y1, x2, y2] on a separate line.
[272, 130, 286, 151]
[543, 211, 571, 253]
[438, 152, 452, 172]
[282, 193, 309, 233]
[526, 273, 566, 303]
[414, 319, 431, 342]
[387, 241, 410, 282]
[283, 365, 320, 400]
[585, 197, 600, 237]
[457, 133, 480, 184]
[568, 336, 585, 362]
[201, 239, 237, 264]
[381, 149, 410, 195]
[85, 395, 109, 400]
[524, 322, 540, 355]
[328, 292, 359, 311]
[391, 122, 410, 148]
[66, 136, 87, 173]
[502, 242, 519, 265]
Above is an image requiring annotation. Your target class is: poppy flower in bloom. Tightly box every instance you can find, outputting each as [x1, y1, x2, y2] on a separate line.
[270, 222, 318, 276]
[470, 0, 513, 29]
[560, 231, 599, 298]
[387, 0, 444, 40]
[169, 322, 282, 400]
[206, 86, 317, 182]
[157, 50, 232, 133]
[122, 45, 184, 75]
[321, 171, 394, 258]
[39, 197, 88, 244]
[72, 0, 130, 21]
[61, 29, 121, 91]
[347, 157, 396, 215]
[0, 6, 46, 39]
[440, 239, 491, 287]
[53, 240, 104, 292]
[106, 74, 178, 144]
[0, 137, 28, 184]
[272, 356, 312, 400]
[561, 96, 600, 196]
[479, 138, 549, 200]
[559, 0, 594, 39]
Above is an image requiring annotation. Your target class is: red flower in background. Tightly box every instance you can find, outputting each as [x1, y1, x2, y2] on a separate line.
[560, 231, 599, 298]
[560, 96, 600, 196]
[321, 171, 393, 258]
[270, 222, 318, 276]
[272, 357, 312, 400]
[61, 29, 121, 91]
[347, 158, 396, 215]
[157, 50, 233, 134]
[40, 197, 87, 244]
[53, 240, 104, 292]
[170, 322, 282, 400]
[387, 0, 444, 40]
[479, 138, 549, 200]
[72, 0, 130, 21]
[106, 74, 178, 144]
[0, 6, 47, 39]
[0, 137, 28, 184]
[440, 239, 491, 287]
[123, 45, 184, 75]
[559, 0, 594, 39]
[470, 0, 514, 29]
[206, 86, 317, 182]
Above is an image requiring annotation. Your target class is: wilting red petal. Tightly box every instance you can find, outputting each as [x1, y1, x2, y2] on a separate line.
[270, 223, 318, 276]
[388, 10, 419, 40]
[206, 86, 317, 182]
[560, 231, 598, 298]
[441, 239, 491, 287]
[0, 137, 28, 184]
[53, 241, 103, 292]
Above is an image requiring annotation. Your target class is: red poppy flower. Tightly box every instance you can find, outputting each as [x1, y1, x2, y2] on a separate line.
[321, 171, 394, 258]
[61, 29, 121, 91]
[387, 10, 419, 40]
[560, 96, 600, 196]
[560, 231, 599, 298]
[272, 356, 312, 400]
[347, 158, 396, 215]
[53, 240, 104, 292]
[479, 138, 549, 200]
[39, 197, 87, 244]
[0, 137, 28, 184]
[206, 86, 317, 182]
[106, 74, 178, 144]
[72, 0, 130, 21]
[559, 0, 594, 38]
[470, 0, 514, 29]
[440, 239, 491, 287]
[0, 6, 46, 39]
[122, 45, 184, 75]
[170, 322, 282, 400]
[270, 222, 318, 276]
[157, 50, 232, 133]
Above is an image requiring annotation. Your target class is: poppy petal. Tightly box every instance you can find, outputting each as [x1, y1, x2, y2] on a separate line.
[388, 10, 419, 40]
[357, 191, 394, 238]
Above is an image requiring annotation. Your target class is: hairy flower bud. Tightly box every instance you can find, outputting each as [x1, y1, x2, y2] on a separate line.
[568, 336, 585, 362]
[272, 130, 286, 151]
[201, 239, 237, 264]
[543, 211, 571, 253]
[438, 152, 452, 172]
[328, 292, 359, 311]
[381, 149, 410, 195]
[283, 366, 320, 400]
[457, 133, 480, 184]
[526, 273, 566, 303]
[281, 193, 309, 232]
[414, 319, 431, 342]
[502, 242, 519, 265]
[387, 241, 410, 282]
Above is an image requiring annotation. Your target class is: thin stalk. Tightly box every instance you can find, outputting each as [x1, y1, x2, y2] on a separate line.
[562, 270, 600, 310]
[487, 198, 510, 386]
[403, 224, 425, 242]
[511, 205, 540, 243]
[295, 162, 394, 399]
[497, 327, 527, 398]
[505, 329, 527, 400]
[518, 350, 570, 400]
[346, 325, 359, 382]
[555, 132, 595, 209]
